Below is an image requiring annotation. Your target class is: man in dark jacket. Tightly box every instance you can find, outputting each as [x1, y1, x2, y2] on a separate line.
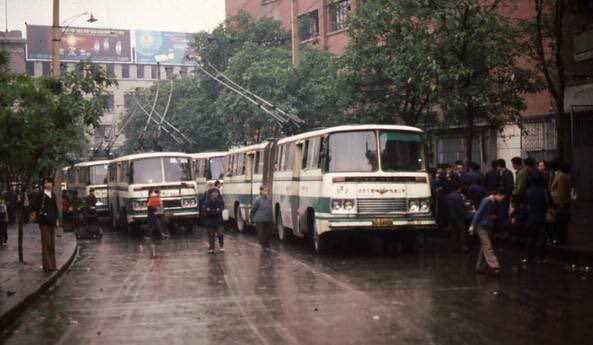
[497, 159, 514, 236]
[484, 160, 501, 193]
[524, 173, 548, 263]
[446, 186, 468, 252]
[204, 188, 224, 253]
[462, 162, 483, 186]
[251, 185, 274, 248]
[34, 177, 59, 272]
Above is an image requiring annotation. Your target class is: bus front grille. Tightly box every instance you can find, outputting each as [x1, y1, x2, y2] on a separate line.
[357, 198, 407, 214]
[163, 199, 182, 209]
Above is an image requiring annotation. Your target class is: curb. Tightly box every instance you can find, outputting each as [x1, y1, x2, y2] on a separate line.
[0, 240, 78, 331]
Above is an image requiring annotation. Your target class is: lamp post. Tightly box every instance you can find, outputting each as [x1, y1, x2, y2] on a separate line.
[51, 0, 98, 76]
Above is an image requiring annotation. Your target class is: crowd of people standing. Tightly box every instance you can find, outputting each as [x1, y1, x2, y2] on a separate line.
[430, 157, 572, 275]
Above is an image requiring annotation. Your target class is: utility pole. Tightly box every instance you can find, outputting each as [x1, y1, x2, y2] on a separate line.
[290, 0, 299, 65]
[52, 0, 60, 76]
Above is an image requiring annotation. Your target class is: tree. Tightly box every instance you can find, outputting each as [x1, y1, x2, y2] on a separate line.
[342, 0, 540, 163]
[340, 0, 440, 126]
[0, 51, 115, 262]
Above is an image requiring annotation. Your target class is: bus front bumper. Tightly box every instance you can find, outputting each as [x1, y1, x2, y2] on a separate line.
[317, 215, 436, 234]
[129, 211, 199, 223]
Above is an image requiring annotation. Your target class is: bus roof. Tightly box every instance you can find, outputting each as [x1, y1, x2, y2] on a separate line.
[226, 141, 270, 155]
[110, 152, 193, 164]
[73, 159, 111, 168]
[277, 124, 423, 145]
[190, 151, 228, 159]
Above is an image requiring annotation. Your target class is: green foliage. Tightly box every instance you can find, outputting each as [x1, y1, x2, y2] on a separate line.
[341, 0, 541, 161]
[0, 56, 115, 182]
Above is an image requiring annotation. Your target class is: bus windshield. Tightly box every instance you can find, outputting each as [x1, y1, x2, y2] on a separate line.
[133, 158, 163, 184]
[379, 131, 425, 171]
[90, 165, 108, 185]
[164, 157, 192, 182]
[209, 157, 226, 180]
[327, 131, 378, 172]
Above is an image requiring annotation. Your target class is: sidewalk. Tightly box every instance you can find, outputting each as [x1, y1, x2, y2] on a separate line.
[0, 223, 77, 330]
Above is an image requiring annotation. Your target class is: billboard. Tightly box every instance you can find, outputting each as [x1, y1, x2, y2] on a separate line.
[135, 30, 194, 65]
[26, 24, 132, 63]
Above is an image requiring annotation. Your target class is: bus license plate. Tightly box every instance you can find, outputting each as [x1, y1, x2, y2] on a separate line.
[372, 219, 392, 227]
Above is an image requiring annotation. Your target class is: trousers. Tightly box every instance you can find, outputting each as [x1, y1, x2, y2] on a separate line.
[40, 224, 57, 271]
[256, 222, 274, 248]
[476, 227, 499, 271]
[208, 226, 224, 250]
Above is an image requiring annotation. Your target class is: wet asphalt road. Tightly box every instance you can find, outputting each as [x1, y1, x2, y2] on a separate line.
[1, 225, 592, 345]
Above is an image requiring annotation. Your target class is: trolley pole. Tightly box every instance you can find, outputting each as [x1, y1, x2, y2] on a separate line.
[52, 0, 61, 76]
[290, 0, 299, 66]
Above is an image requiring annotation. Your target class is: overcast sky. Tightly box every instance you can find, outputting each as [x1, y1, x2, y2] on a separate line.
[1, 0, 226, 36]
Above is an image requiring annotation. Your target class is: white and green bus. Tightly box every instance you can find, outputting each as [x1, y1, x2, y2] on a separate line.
[107, 152, 198, 233]
[223, 124, 435, 253]
[70, 160, 111, 215]
[191, 151, 227, 196]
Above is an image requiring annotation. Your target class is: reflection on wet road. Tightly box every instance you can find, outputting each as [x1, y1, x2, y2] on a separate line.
[2, 228, 592, 345]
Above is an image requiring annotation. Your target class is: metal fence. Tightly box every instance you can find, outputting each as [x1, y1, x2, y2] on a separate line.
[521, 115, 556, 161]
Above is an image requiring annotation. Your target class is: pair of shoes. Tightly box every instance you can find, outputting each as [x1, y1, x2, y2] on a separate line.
[218, 247, 225, 253]
[208, 249, 215, 254]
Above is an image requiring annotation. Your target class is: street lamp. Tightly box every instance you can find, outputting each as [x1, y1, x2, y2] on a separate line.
[51, 0, 98, 76]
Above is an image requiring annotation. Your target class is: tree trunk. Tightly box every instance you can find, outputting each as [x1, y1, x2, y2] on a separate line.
[466, 103, 475, 164]
[17, 205, 24, 263]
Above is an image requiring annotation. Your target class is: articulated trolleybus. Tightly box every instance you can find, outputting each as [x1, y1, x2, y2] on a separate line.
[223, 124, 435, 253]
[107, 152, 198, 233]
[70, 160, 111, 215]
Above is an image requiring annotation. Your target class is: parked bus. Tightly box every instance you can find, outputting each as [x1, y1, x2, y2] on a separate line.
[223, 142, 273, 232]
[107, 152, 198, 233]
[70, 160, 110, 215]
[191, 151, 227, 196]
[223, 124, 435, 253]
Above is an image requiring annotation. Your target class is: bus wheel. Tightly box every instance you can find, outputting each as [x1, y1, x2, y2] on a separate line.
[235, 205, 246, 233]
[312, 221, 329, 255]
[276, 209, 291, 242]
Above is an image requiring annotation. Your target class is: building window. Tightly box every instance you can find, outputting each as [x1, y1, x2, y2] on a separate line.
[137, 64, 145, 79]
[298, 10, 319, 41]
[328, 0, 351, 32]
[165, 67, 173, 79]
[121, 64, 130, 79]
[42, 62, 51, 76]
[26, 61, 35, 76]
[106, 64, 115, 77]
[575, 27, 593, 61]
[123, 92, 135, 109]
[179, 66, 187, 78]
[151, 65, 158, 79]
[106, 93, 114, 111]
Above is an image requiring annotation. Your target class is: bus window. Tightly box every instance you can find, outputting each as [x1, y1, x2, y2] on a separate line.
[79, 167, 90, 185]
[379, 131, 425, 171]
[284, 144, 294, 172]
[277, 145, 285, 171]
[257, 151, 264, 174]
[308, 137, 320, 169]
[164, 157, 192, 181]
[237, 153, 245, 175]
[109, 164, 117, 182]
[327, 131, 378, 172]
[301, 140, 309, 169]
[91, 165, 108, 185]
[210, 157, 226, 180]
[254, 151, 261, 174]
[132, 158, 163, 184]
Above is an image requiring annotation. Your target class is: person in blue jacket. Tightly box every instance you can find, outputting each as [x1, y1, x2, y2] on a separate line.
[524, 173, 548, 263]
[446, 185, 469, 252]
[484, 160, 501, 193]
[469, 188, 507, 275]
[203, 188, 225, 254]
[462, 161, 483, 186]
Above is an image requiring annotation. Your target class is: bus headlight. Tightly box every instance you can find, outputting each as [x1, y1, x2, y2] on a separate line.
[330, 199, 357, 214]
[182, 198, 198, 208]
[408, 198, 430, 213]
[133, 199, 147, 211]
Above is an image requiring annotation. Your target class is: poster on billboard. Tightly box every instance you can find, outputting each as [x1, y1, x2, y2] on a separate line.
[26, 24, 132, 63]
[135, 30, 194, 65]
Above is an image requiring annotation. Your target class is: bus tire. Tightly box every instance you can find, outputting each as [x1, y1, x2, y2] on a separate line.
[276, 208, 291, 242]
[235, 204, 246, 233]
[312, 221, 329, 255]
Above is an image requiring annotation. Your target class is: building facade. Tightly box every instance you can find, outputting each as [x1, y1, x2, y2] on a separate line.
[0, 30, 26, 73]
